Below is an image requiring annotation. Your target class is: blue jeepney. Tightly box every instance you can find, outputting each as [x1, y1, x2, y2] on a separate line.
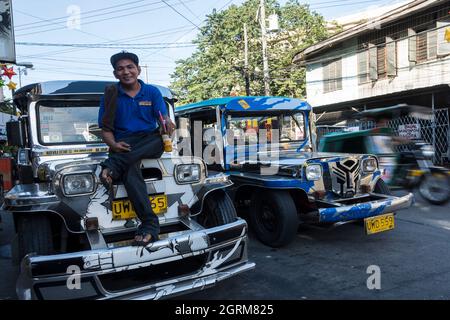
[175, 97, 414, 247]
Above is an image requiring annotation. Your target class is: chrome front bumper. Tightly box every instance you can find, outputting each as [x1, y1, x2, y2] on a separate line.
[318, 192, 414, 223]
[16, 219, 254, 300]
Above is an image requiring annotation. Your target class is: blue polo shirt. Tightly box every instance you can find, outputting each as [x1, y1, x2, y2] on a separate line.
[98, 79, 168, 140]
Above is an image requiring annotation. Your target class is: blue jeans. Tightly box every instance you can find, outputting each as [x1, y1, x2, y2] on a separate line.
[101, 130, 164, 238]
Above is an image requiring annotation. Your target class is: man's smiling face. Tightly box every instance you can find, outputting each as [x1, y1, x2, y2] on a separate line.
[113, 59, 141, 86]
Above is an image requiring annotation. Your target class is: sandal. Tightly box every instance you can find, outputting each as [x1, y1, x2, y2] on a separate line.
[132, 232, 157, 246]
[99, 167, 113, 189]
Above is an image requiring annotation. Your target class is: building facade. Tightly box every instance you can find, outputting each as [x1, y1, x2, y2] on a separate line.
[293, 0, 450, 163]
[294, 0, 450, 112]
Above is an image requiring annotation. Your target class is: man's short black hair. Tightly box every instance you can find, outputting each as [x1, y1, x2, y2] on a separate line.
[110, 51, 139, 69]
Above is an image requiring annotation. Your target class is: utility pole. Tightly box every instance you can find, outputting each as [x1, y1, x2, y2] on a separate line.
[259, 0, 271, 96]
[243, 23, 250, 96]
[16, 62, 34, 89]
[142, 64, 149, 83]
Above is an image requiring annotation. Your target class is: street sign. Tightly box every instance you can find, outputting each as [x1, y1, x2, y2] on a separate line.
[398, 123, 421, 139]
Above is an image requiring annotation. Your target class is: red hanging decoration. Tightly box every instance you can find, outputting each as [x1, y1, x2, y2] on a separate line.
[2, 65, 16, 80]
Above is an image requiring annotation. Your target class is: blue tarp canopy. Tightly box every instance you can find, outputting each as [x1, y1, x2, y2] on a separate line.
[176, 96, 311, 113]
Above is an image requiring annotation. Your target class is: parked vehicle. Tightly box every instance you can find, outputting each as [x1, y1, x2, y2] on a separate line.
[319, 127, 450, 205]
[2, 81, 254, 300]
[175, 97, 414, 248]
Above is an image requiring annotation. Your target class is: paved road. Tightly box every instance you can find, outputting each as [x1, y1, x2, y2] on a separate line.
[1, 190, 449, 300]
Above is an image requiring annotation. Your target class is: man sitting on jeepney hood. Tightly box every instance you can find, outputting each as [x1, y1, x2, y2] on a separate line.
[98, 51, 175, 246]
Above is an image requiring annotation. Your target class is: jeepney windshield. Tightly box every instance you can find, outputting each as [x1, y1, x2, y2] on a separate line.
[368, 135, 395, 154]
[227, 112, 306, 144]
[38, 104, 102, 145]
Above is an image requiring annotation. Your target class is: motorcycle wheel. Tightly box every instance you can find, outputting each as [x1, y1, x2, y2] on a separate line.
[419, 172, 450, 205]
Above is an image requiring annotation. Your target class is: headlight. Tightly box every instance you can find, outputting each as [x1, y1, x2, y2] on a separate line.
[305, 164, 322, 181]
[421, 144, 434, 157]
[63, 173, 95, 196]
[362, 157, 377, 173]
[175, 164, 201, 184]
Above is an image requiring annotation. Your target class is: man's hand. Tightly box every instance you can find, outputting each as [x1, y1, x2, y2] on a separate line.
[166, 118, 176, 136]
[161, 116, 176, 136]
[101, 130, 131, 153]
[111, 141, 131, 153]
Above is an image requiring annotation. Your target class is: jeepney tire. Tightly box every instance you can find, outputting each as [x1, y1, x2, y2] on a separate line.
[15, 214, 54, 264]
[201, 191, 237, 227]
[249, 190, 298, 248]
[374, 179, 392, 195]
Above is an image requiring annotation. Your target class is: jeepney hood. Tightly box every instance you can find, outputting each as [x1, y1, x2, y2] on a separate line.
[256, 151, 369, 167]
[32, 145, 176, 180]
[30, 144, 109, 180]
[235, 151, 380, 199]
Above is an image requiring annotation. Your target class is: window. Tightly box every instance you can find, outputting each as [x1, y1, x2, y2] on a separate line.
[367, 136, 395, 154]
[357, 50, 369, 84]
[322, 58, 342, 93]
[369, 44, 378, 81]
[386, 37, 397, 77]
[364, 39, 396, 82]
[415, 28, 437, 63]
[38, 104, 102, 145]
[227, 112, 306, 145]
[377, 45, 386, 79]
[437, 21, 450, 56]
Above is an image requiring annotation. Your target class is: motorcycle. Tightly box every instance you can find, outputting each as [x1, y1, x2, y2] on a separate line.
[391, 141, 450, 205]
[319, 104, 450, 205]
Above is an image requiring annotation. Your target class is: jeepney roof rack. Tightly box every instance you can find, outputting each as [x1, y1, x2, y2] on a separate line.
[176, 96, 312, 114]
[12, 80, 175, 113]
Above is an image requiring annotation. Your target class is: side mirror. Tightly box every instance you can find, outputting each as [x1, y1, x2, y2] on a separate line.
[6, 120, 26, 147]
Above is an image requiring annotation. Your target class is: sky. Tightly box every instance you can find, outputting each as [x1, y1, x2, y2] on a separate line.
[5, 0, 403, 99]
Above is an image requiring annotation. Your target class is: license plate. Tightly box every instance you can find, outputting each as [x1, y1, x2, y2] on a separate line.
[112, 194, 167, 220]
[365, 213, 395, 235]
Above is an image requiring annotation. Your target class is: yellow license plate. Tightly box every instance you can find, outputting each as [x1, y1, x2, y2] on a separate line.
[112, 195, 167, 220]
[365, 213, 395, 235]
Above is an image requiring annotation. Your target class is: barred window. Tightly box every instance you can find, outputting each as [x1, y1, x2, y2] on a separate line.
[416, 28, 438, 63]
[357, 50, 369, 84]
[377, 45, 386, 79]
[322, 58, 342, 93]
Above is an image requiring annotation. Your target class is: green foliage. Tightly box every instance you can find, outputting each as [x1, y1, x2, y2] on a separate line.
[170, 0, 329, 105]
[0, 98, 16, 115]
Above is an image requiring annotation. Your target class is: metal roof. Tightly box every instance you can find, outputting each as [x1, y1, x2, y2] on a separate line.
[176, 96, 311, 113]
[320, 127, 393, 142]
[13, 80, 174, 98]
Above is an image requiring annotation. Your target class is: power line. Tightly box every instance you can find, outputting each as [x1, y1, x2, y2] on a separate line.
[16, 0, 197, 37]
[18, 25, 194, 59]
[140, 0, 235, 60]
[18, 55, 176, 63]
[15, 0, 150, 29]
[311, 0, 398, 10]
[16, 42, 196, 49]
[178, 0, 202, 21]
[14, 0, 183, 32]
[14, 9, 113, 42]
[161, 0, 201, 30]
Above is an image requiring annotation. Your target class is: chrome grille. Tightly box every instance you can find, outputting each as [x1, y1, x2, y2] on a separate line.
[329, 158, 361, 198]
